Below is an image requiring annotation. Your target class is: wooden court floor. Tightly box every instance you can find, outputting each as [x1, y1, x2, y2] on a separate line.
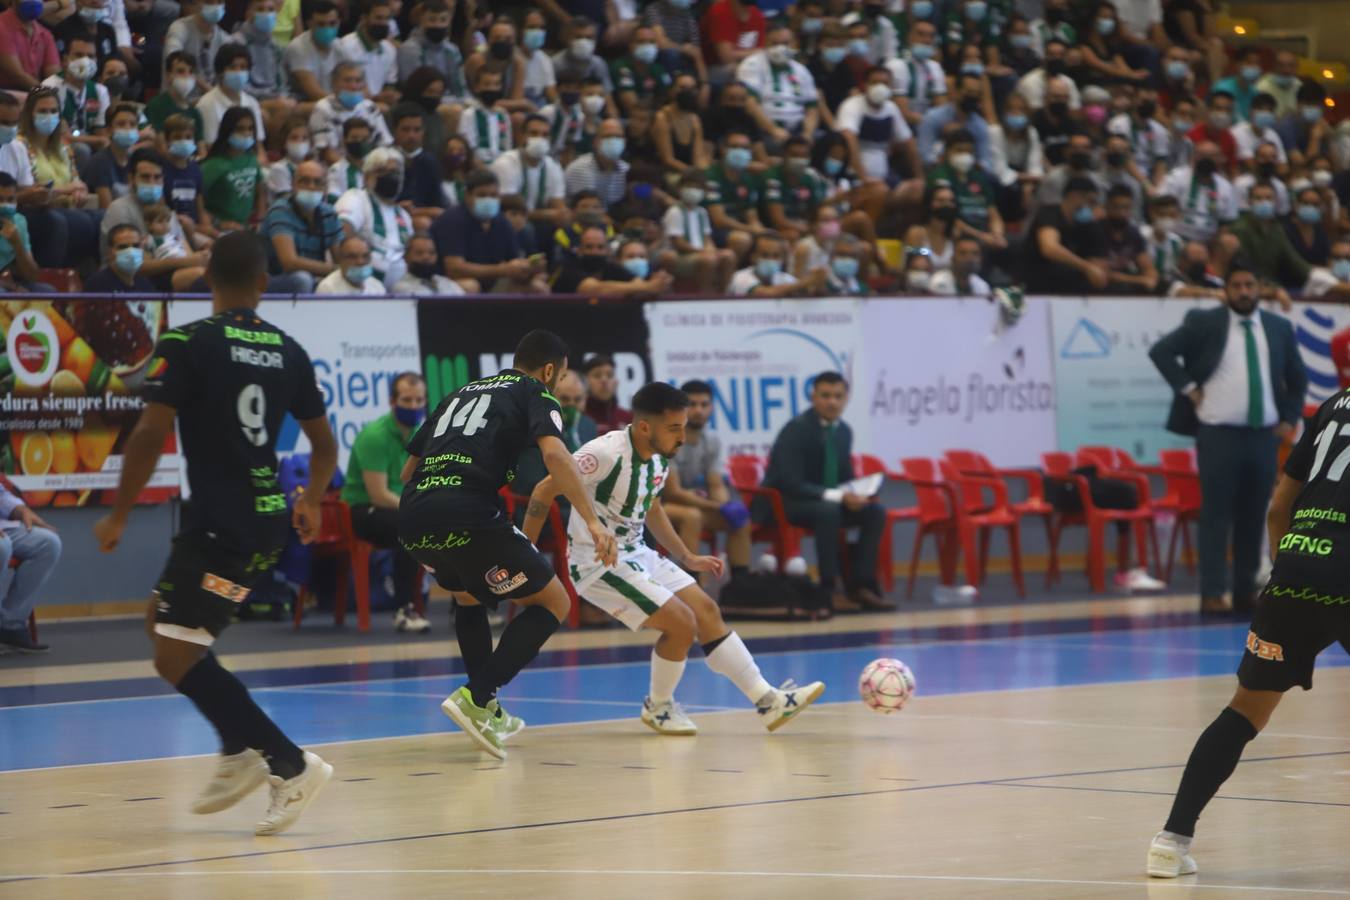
[2, 668, 1347, 899]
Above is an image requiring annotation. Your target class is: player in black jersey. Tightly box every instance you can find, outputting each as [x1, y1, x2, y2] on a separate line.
[1148, 387, 1350, 877]
[93, 232, 340, 836]
[398, 329, 617, 759]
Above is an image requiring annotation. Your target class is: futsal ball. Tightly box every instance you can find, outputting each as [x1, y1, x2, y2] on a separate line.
[859, 658, 915, 714]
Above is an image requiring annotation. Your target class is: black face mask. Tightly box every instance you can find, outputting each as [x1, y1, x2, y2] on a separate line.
[423, 26, 448, 44]
[1047, 100, 1069, 118]
[346, 140, 369, 159]
[675, 90, 698, 112]
[1138, 100, 1156, 118]
[478, 90, 502, 107]
[959, 95, 980, 114]
[933, 206, 958, 223]
[105, 75, 129, 96]
[409, 260, 439, 279]
[1185, 262, 1207, 282]
[374, 173, 402, 200]
[559, 90, 580, 107]
[1045, 59, 1066, 77]
[1257, 161, 1276, 178]
[1046, 7, 1064, 22]
[1069, 150, 1092, 170]
[367, 23, 390, 40]
[579, 254, 607, 271]
[863, 3, 883, 17]
[1194, 157, 1217, 179]
[490, 40, 514, 60]
[418, 95, 439, 113]
[1106, 151, 1127, 168]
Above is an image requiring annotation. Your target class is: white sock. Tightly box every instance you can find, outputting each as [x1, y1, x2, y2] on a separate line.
[704, 631, 773, 704]
[1160, 830, 1192, 849]
[649, 651, 686, 704]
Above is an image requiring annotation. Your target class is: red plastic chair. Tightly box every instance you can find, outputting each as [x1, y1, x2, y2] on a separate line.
[851, 453, 918, 592]
[294, 495, 374, 632]
[1040, 452, 1158, 593]
[1156, 448, 1201, 583]
[37, 269, 81, 293]
[1075, 446, 1162, 575]
[726, 453, 803, 570]
[898, 457, 963, 597]
[937, 459, 1027, 597]
[503, 491, 582, 628]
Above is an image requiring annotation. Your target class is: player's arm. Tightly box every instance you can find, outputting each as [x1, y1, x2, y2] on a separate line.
[400, 454, 420, 486]
[538, 435, 617, 567]
[94, 402, 177, 551]
[522, 474, 557, 544]
[647, 500, 723, 576]
[1266, 474, 1303, 559]
[293, 416, 338, 544]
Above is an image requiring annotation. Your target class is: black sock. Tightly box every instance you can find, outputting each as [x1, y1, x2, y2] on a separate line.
[176, 652, 247, 755]
[730, 565, 749, 578]
[466, 605, 560, 707]
[1163, 707, 1259, 837]
[454, 601, 493, 683]
[177, 652, 305, 779]
[701, 632, 731, 656]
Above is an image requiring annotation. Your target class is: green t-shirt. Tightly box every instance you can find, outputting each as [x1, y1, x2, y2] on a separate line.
[201, 152, 262, 224]
[0, 212, 31, 272]
[926, 162, 996, 232]
[144, 92, 205, 141]
[340, 412, 412, 508]
[703, 163, 764, 222]
[763, 164, 828, 222]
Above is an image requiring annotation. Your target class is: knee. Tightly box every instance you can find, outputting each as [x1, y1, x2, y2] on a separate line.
[812, 505, 843, 532]
[541, 585, 571, 621]
[861, 502, 885, 526]
[663, 599, 697, 644]
[33, 529, 62, 560]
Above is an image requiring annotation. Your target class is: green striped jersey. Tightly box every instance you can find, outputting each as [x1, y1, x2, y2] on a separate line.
[567, 427, 670, 552]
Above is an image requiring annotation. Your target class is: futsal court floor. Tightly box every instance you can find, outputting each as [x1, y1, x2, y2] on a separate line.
[2, 594, 1348, 899]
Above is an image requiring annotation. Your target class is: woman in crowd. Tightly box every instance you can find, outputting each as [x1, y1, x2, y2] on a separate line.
[17, 88, 102, 272]
[201, 107, 266, 232]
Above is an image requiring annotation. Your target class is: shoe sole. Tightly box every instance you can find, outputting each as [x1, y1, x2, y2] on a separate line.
[441, 697, 507, 760]
[1, 645, 48, 655]
[1147, 848, 1197, 878]
[766, 682, 826, 733]
[640, 715, 698, 736]
[190, 763, 268, 815]
[255, 758, 334, 836]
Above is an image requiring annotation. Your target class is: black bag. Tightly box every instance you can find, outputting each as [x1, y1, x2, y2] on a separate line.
[716, 572, 832, 621]
[1047, 465, 1139, 515]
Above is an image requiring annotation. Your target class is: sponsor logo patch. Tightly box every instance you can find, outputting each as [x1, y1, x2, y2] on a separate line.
[485, 566, 528, 595]
[576, 452, 599, 475]
[201, 573, 251, 603]
[551, 409, 564, 431]
[1245, 630, 1285, 661]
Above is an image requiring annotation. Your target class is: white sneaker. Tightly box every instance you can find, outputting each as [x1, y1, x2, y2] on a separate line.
[1115, 567, 1167, 592]
[640, 697, 698, 735]
[255, 751, 333, 836]
[1147, 832, 1198, 878]
[756, 679, 826, 732]
[394, 605, 431, 633]
[190, 748, 268, 815]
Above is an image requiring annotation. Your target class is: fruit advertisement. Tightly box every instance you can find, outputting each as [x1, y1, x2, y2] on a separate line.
[0, 298, 179, 507]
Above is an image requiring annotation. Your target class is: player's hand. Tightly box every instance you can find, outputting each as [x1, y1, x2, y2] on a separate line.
[16, 506, 52, 532]
[1187, 388, 1204, 408]
[93, 514, 125, 552]
[588, 520, 618, 567]
[683, 554, 724, 576]
[1085, 264, 1109, 291]
[0, 218, 17, 243]
[841, 492, 867, 512]
[292, 494, 323, 544]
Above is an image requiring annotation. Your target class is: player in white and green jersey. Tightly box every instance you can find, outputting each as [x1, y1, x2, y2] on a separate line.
[523, 382, 824, 735]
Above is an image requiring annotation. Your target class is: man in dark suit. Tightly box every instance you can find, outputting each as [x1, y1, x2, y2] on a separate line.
[1149, 263, 1308, 614]
[759, 372, 891, 612]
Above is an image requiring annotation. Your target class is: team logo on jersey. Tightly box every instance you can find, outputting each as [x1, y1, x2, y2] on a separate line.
[201, 573, 251, 603]
[551, 410, 564, 432]
[485, 566, 528, 595]
[576, 452, 599, 475]
[1245, 630, 1285, 662]
[147, 356, 168, 380]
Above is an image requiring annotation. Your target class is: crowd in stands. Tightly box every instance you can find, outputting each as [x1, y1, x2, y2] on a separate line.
[0, 0, 1347, 298]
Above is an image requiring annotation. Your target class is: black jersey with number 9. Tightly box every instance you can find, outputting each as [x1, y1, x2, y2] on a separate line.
[1275, 390, 1350, 589]
[401, 370, 564, 528]
[142, 309, 326, 553]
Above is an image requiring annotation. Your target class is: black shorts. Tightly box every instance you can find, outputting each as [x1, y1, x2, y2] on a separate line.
[153, 531, 278, 646]
[398, 521, 554, 609]
[1236, 580, 1350, 692]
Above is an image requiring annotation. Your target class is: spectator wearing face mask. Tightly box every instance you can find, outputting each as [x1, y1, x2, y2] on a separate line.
[1254, 50, 1302, 118]
[927, 129, 1006, 253]
[230, 0, 292, 136]
[1029, 75, 1076, 167]
[1025, 176, 1111, 294]
[397, 1, 463, 94]
[763, 135, 828, 243]
[825, 232, 868, 296]
[335, 146, 413, 289]
[1100, 132, 1148, 219]
[40, 33, 107, 167]
[394, 232, 471, 295]
[1002, 15, 1042, 76]
[1079, 1, 1151, 84]
[334, 0, 399, 108]
[0, 172, 47, 293]
[613, 24, 673, 118]
[490, 113, 567, 240]
[884, 18, 946, 129]
[1233, 142, 1290, 216]
[837, 66, 921, 224]
[1015, 40, 1080, 112]
[904, 184, 960, 274]
[1158, 141, 1238, 243]
[282, 0, 342, 102]
[736, 23, 818, 147]
[85, 221, 156, 291]
[929, 235, 990, 297]
[564, 118, 629, 211]
[1143, 193, 1185, 285]
[807, 22, 855, 118]
[1233, 94, 1287, 167]
[459, 67, 515, 166]
[989, 92, 1044, 223]
[1166, 239, 1225, 299]
[1305, 239, 1350, 300]
[317, 234, 386, 294]
[1276, 82, 1330, 160]
[56, 0, 119, 70]
[652, 72, 710, 176]
[1036, 131, 1107, 210]
[939, 0, 999, 72]
[1163, 94, 1199, 170]
[1106, 89, 1170, 182]
[552, 228, 674, 297]
[918, 72, 990, 169]
[163, 0, 228, 95]
[262, 159, 342, 293]
[1100, 183, 1158, 293]
[661, 172, 736, 291]
[702, 0, 766, 86]
[1157, 45, 1196, 111]
[432, 169, 548, 293]
[902, 246, 935, 293]
[1285, 186, 1331, 268]
[1229, 181, 1312, 292]
[730, 230, 826, 297]
[197, 44, 267, 147]
[326, 117, 372, 202]
[1211, 46, 1265, 122]
[552, 17, 613, 103]
[1187, 88, 1238, 174]
[309, 62, 393, 164]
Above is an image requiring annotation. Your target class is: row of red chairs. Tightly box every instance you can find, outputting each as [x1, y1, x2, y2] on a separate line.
[725, 447, 1202, 599]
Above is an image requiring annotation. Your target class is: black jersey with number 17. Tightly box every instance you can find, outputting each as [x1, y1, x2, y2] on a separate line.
[141, 309, 326, 553]
[401, 370, 564, 528]
[1274, 389, 1350, 592]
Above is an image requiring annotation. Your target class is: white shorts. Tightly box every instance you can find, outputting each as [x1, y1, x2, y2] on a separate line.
[573, 545, 696, 631]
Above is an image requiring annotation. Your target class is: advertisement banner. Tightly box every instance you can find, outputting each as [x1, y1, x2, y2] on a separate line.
[646, 298, 863, 458]
[861, 297, 1057, 466]
[169, 299, 421, 468]
[0, 297, 177, 506]
[419, 298, 651, 405]
[1288, 301, 1350, 410]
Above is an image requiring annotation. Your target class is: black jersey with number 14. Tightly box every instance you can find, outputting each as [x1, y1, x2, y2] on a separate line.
[142, 309, 326, 554]
[1274, 389, 1350, 592]
[401, 370, 564, 528]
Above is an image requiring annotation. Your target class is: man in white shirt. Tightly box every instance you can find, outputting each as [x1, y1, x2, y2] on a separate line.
[736, 23, 818, 144]
[1158, 142, 1239, 243]
[0, 96, 33, 198]
[283, 0, 341, 102]
[729, 232, 824, 297]
[884, 18, 946, 127]
[1233, 93, 1287, 165]
[334, 0, 399, 107]
[394, 232, 471, 295]
[308, 61, 392, 161]
[1016, 40, 1082, 111]
[196, 44, 266, 146]
[335, 147, 412, 290]
[490, 113, 566, 237]
[661, 172, 734, 292]
[835, 64, 916, 183]
[1233, 141, 1290, 215]
[458, 68, 513, 165]
[1106, 90, 1170, 180]
[317, 234, 387, 294]
[929, 236, 992, 297]
[163, 0, 228, 92]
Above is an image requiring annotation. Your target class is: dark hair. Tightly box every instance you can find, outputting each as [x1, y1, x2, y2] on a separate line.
[214, 43, 251, 78]
[0, 172, 15, 189]
[309, 0, 339, 18]
[1251, 92, 1276, 109]
[420, 0, 449, 13]
[1208, 88, 1235, 104]
[632, 382, 689, 417]
[207, 231, 268, 290]
[129, 147, 164, 178]
[513, 329, 570, 372]
[1225, 259, 1256, 283]
[342, 115, 373, 137]
[64, 31, 97, 53]
[108, 102, 139, 124]
[390, 102, 425, 128]
[581, 353, 614, 374]
[465, 169, 498, 192]
[946, 128, 975, 148]
[1064, 175, 1099, 196]
[813, 371, 848, 390]
[1106, 184, 1134, 202]
[523, 113, 549, 130]
[390, 371, 425, 402]
[164, 50, 197, 73]
[679, 379, 712, 397]
[208, 106, 258, 157]
[1296, 81, 1324, 103]
[107, 222, 142, 246]
[401, 66, 446, 104]
[570, 189, 601, 206]
[0, 92, 17, 109]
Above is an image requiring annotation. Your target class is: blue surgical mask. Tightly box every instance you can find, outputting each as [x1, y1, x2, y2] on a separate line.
[294, 189, 323, 211]
[1252, 110, 1275, 130]
[755, 258, 781, 280]
[1251, 199, 1275, 220]
[725, 146, 752, 170]
[112, 128, 138, 149]
[1240, 64, 1262, 83]
[849, 38, 870, 58]
[228, 133, 255, 151]
[800, 17, 822, 34]
[345, 264, 373, 284]
[473, 195, 500, 219]
[314, 24, 338, 46]
[1297, 204, 1322, 224]
[1166, 60, 1189, 81]
[1004, 113, 1027, 130]
[822, 46, 847, 65]
[961, 62, 985, 77]
[394, 406, 426, 427]
[523, 28, 546, 50]
[253, 11, 276, 32]
[136, 183, 162, 204]
[1333, 259, 1350, 281]
[0, 203, 16, 218]
[831, 256, 859, 279]
[634, 43, 658, 64]
[0, 124, 15, 146]
[599, 136, 625, 160]
[33, 113, 60, 137]
[824, 157, 844, 175]
[911, 42, 934, 61]
[114, 246, 143, 273]
[965, 1, 987, 21]
[200, 3, 224, 23]
[170, 138, 196, 157]
[1095, 17, 1115, 35]
[339, 90, 364, 109]
[911, 0, 933, 17]
[223, 69, 250, 92]
[1073, 204, 1094, 224]
[1009, 33, 1032, 50]
[622, 257, 650, 279]
[1301, 105, 1323, 124]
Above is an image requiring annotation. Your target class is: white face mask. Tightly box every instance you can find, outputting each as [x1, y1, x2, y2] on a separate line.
[1312, 170, 1333, 188]
[906, 270, 931, 291]
[1154, 217, 1179, 234]
[582, 95, 605, 116]
[68, 57, 97, 81]
[950, 152, 974, 174]
[172, 75, 197, 97]
[286, 140, 310, 161]
[767, 44, 793, 66]
[525, 135, 550, 159]
[571, 37, 595, 59]
[866, 83, 891, 106]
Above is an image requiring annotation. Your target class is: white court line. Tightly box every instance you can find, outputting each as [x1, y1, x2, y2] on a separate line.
[1, 868, 1347, 894]
[286, 686, 740, 712]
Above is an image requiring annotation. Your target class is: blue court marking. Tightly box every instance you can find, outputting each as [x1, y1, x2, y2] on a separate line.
[1, 620, 1346, 772]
